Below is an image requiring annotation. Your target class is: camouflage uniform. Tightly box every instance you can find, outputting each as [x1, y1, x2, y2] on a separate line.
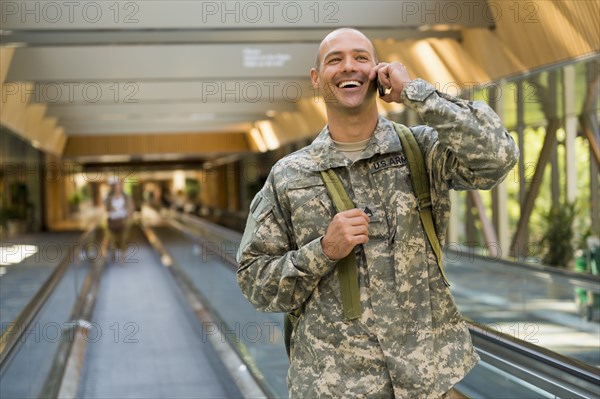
[237, 79, 519, 398]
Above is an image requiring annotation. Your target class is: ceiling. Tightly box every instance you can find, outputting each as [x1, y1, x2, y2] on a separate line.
[1, 1, 598, 163]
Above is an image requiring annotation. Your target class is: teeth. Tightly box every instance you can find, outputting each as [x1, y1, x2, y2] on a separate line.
[338, 80, 362, 88]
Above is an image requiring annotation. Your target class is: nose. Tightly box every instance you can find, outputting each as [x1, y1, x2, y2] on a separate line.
[341, 55, 357, 72]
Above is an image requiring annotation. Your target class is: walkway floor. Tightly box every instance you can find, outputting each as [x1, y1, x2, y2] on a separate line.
[77, 227, 240, 398]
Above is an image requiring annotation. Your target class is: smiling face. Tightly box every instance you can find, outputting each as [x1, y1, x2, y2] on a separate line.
[311, 29, 378, 114]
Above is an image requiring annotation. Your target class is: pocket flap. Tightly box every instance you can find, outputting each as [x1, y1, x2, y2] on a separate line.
[250, 193, 273, 222]
[287, 176, 324, 190]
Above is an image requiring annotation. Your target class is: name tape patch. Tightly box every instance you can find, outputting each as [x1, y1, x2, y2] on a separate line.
[369, 154, 407, 173]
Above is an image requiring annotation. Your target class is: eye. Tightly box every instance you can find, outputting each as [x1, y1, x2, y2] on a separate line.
[357, 55, 369, 61]
[327, 57, 341, 64]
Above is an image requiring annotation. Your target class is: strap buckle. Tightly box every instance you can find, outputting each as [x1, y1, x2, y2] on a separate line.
[417, 199, 432, 211]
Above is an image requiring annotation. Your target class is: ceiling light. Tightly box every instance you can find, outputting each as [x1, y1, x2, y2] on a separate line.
[190, 113, 215, 121]
[256, 120, 279, 151]
[249, 127, 267, 153]
[4, 42, 27, 48]
[173, 170, 186, 191]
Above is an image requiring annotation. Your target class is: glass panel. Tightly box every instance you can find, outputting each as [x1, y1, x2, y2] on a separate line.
[445, 250, 600, 368]
[0, 232, 84, 335]
[457, 360, 556, 399]
[0, 260, 92, 398]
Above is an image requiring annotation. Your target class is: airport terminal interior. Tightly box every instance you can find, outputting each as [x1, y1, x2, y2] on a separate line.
[0, 1, 599, 398]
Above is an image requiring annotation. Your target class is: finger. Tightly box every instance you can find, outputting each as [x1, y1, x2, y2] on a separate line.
[369, 62, 387, 81]
[349, 224, 369, 237]
[342, 222, 368, 234]
[376, 66, 392, 87]
[335, 224, 366, 241]
[372, 66, 392, 91]
[339, 208, 361, 216]
[349, 216, 370, 227]
[379, 90, 397, 103]
[340, 208, 369, 220]
[345, 213, 370, 225]
[351, 234, 369, 245]
[336, 222, 368, 240]
[341, 233, 368, 247]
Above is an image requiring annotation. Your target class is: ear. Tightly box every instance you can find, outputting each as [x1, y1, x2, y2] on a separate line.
[310, 68, 320, 89]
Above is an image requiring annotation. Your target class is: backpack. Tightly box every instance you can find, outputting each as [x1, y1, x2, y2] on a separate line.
[284, 122, 448, 357]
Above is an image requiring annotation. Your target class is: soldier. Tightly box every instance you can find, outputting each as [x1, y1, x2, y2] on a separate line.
[237, 28, 519, 398]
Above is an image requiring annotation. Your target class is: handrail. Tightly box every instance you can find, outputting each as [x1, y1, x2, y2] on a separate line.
[445, 248, 600, 292]
[468, 321, 600, 398]
[0, 222, 98, 374]
[41, 230, 109, 398]
[169, 211, 241, 268]
[173, 210, 242, 243]
[176, 211, 600, 292]
[198, 206, 248, 233]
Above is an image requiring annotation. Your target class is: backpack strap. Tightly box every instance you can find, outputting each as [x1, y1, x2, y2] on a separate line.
[392, 122, 449, 286]
[320, 169, 362, 321]
[284, 169, 361, 358]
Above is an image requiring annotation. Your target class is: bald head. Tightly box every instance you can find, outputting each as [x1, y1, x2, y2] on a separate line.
[314, 28, 378, 70]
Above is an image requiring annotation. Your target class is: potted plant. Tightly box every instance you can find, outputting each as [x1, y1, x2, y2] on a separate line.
[68, 190, 82, 214]
[541, 202, 577, 299]
[541, 202, 577, 268]
[4, 206, 26, 237]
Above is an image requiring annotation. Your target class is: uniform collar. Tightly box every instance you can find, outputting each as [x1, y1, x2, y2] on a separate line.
[309, 116, 403, 171]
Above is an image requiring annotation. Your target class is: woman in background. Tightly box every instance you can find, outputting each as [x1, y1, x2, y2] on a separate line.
[105, 178, 134, 264]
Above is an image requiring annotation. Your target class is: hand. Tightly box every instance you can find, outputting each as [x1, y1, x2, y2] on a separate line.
[321, 208, 370, 260]
[369, 62, 412, 104]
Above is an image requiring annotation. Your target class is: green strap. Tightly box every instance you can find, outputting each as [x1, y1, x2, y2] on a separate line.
[285, 169, 361, 358]
[393, 122, 450, 286]
[320, 169, 362, 321]
[321, 170, 354, 212]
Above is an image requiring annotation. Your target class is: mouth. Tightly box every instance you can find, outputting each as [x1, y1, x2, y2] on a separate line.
[337, 80, 363, 89]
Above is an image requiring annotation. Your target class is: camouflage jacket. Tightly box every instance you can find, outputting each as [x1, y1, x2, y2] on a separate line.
[237, 79, 519, 398]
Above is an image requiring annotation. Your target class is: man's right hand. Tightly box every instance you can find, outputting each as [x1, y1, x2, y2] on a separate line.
[321, 208, 370, 260]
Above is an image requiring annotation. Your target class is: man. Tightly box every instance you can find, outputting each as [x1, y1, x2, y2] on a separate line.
[237, 28, 518, 398]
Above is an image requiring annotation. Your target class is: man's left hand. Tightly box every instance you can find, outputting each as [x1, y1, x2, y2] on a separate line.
[369, 62, 412, 104]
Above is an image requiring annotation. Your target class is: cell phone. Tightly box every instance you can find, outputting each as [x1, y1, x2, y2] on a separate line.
[376, 75, 386, 97]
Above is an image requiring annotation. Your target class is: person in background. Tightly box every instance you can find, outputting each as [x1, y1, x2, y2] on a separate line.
[236, 28, 519, 398]
[105, 178, 134, 264]
[173, 189, 186, 212]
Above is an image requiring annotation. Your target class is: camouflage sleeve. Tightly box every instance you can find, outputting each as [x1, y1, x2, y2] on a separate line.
[402, 78, 519, 190]
[236, 173, 338, 313]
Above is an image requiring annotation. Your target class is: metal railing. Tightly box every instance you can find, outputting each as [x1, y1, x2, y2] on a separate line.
[445, 248, 600, 293]
[468, 321, 600, 399]
[0, 222, 99, 372]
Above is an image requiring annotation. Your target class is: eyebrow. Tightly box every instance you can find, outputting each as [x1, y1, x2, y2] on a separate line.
[323, 48, 372, 60]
